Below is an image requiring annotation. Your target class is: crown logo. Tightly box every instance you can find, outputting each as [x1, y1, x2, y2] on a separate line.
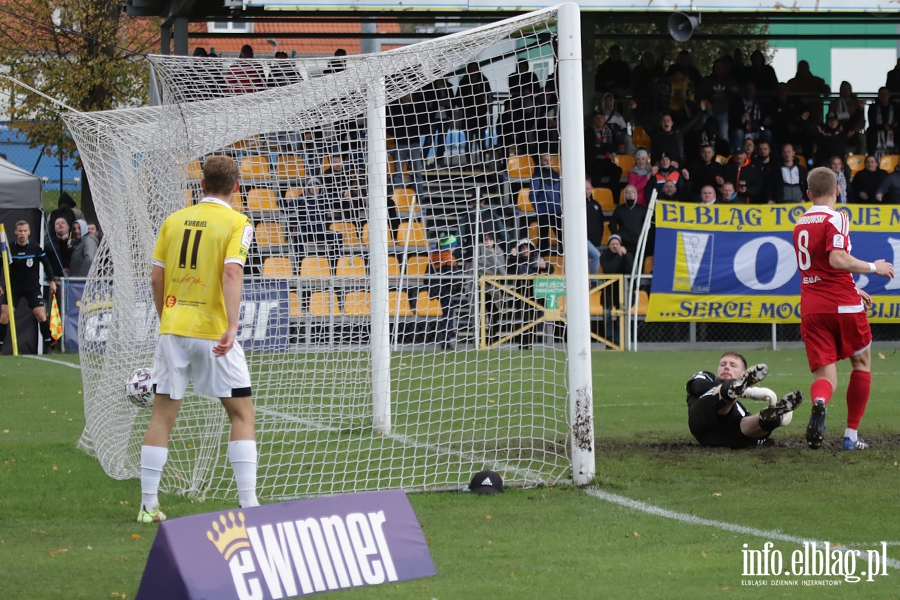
[206, 511, 250, 561]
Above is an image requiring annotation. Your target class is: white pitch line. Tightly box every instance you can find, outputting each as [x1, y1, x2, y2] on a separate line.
[585, 487, 900, 571]
[21, 355, 82, 369]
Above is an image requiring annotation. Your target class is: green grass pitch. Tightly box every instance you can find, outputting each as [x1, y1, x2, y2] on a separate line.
[1, 349, 898, 599]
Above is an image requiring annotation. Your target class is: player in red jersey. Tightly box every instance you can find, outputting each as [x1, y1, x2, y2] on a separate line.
[792, 167, 894, 450]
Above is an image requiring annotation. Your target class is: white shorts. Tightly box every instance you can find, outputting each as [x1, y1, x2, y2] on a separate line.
[152, 334, 252, 400]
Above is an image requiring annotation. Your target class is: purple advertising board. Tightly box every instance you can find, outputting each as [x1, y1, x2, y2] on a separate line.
[135, 490, 436, 600]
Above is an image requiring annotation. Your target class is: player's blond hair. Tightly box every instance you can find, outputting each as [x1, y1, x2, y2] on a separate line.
[807, 167, 836, 201]
[202, 155, 240, 197]
[15, 220, 29, 229]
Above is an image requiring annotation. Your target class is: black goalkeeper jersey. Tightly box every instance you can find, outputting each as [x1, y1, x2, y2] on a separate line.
[685, 370, 757, 448]
[2, 241, 54, 291]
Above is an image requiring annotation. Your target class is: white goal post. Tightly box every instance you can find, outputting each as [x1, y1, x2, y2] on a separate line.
[64, 3, 594, 500]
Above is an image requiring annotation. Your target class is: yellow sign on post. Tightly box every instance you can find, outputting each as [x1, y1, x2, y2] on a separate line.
[0, 223, 18, 356]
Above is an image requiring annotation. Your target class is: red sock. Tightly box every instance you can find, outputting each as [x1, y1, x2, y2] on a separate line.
[846, 371, 872, 430]
[810, 378, 834, 405]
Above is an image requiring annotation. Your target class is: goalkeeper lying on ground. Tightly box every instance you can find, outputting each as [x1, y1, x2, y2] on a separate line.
[686, 352, 803, 448]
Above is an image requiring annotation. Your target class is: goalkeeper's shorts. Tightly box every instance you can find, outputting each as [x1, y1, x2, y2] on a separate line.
[153, 334, 252, 400]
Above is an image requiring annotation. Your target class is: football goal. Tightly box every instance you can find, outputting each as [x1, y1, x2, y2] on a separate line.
[64, 3, 595, 500]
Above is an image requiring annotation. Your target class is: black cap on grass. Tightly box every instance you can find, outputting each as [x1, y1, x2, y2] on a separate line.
[469, 470, 503, 494]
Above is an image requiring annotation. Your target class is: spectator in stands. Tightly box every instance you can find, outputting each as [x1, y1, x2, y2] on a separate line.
[58, 192, 83, 221]
[829, 156, 850, 204]
[786, 60, 830, 119]
[594, 45, 631, 98]
[291, 178, 334, 248]
[752, 141, 775, 204]
[746, 50, 779, 97]
[648, 154, 684, 201]
[718, 147, 763, 203]
[657, 179, 683, 201]
[69, 219, 98, 278]
[585, 179, 605, 275]
[48, 216, 72, 277]
[533, 84, 559, 155]
[885, 58, 900, 95]
[422, 77, 453, 166]
[687, 114, 730, 158]
[665, 67, 700, 128]
[388, 91, 427, 194]
[225, 45, 265, 95]
[475, 229, 506, 344]
[321, 154, 355, 203]
[669, 50, 703, 88]
[192, 47, 208, 57]
[812, 112, 847, 167]
[771, 142, 808, 204]
[509, 238, 548, 349]
[866, 87, 898, 156]
[850, 155, 887, 203]
[700, 59, 739, 142]
[830, 81, 865, 154]
[730, 48, 749, 86]
[87, 222, 102, 243]
[875, 166, 900, 203]
[767, 83, 811, 154]
[609, 185, 648, 256]
[743, 138, 756, 157]
[627, 149, 653, 206]
[599, 233, 632, 344]
[459, 195, 509, 258]
[699, 184, 718, 204]
[648, 113, 686, 168]
[632, 50, 666, 121]
[429, 234, 463, 350]
[529, 153, 562, 253]
[719, 181, 747, 204]
[597, 92, 629, 151]
[686, 145, 722, 202]
[267, 52, 300, 88]
[323, 48, 347, 75]
[456, 62, 492, 155]
[584, 112, 623, 197]
[509, 59, 539, 99]
[729, 82, 771, 152]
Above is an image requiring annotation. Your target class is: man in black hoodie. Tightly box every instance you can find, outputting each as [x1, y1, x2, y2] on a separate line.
[685, 145, 721, 202]
[585, 179, 606, 275]
[609, 186, 650, 256]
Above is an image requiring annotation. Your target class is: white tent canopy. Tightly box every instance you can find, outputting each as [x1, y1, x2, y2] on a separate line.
[0, 157, 42, 210]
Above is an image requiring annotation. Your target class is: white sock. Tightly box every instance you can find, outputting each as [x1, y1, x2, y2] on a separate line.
[844, 428, 858, 442]
[229, 440, 259, 508]
[140, 445, 169, 510]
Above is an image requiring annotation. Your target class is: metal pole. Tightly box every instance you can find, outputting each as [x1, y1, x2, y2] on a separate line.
[472, 188, 481, 350]
[558, 2, 595, 486]
[368, 76, 391, 435]
[771, 323, 777, 351]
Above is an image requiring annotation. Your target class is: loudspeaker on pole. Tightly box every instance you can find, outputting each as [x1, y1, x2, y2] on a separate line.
[668, 12, 701, 42]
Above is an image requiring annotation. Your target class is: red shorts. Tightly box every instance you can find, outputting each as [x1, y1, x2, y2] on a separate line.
[800, 311, 872, 372]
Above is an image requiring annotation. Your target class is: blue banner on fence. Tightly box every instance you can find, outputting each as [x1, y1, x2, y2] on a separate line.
[648, 202, 900, 323]
[63, 280, 85, 352]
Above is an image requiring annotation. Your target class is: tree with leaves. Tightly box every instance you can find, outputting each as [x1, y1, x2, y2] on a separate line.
[0, 0, 157, 221]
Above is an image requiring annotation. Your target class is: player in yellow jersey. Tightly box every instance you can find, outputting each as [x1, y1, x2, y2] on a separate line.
[137, 156, 259, 523]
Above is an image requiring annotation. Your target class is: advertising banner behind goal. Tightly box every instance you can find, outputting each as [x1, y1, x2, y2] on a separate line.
[648, 202, 900, 324]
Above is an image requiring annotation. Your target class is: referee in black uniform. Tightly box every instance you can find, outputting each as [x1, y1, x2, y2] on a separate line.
[0, 221, 57, 352]
[686, 353, 803, 448]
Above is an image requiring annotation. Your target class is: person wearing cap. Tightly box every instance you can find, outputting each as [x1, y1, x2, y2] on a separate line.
[648, 154, 684, 202]
[717, 146, 763, 203]
[599, 233, 633, 344]
[811, 112, 847, 167]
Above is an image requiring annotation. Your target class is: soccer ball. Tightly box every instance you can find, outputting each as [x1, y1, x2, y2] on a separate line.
[125, 369, 156, 408]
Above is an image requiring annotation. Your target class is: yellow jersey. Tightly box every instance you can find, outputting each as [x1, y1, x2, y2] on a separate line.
[152, 197, 253, 340]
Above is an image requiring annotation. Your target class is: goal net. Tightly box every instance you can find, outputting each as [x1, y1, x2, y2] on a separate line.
[64, 4, 594, 500]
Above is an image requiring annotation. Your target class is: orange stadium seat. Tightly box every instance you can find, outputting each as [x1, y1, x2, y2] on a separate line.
[262, 257, 293, 278]
[507, 154, 535, 180]
[309, 291, 341, 316]
[255, 222, 286, 248]
[276, 155, 306, 180]
[300, 256, 331, 278]
[415, 291, 443, 317]
[405, 256, 429, 277]
[632, 126, 651, 148]
[329, 222, 361, 247]
[592, 188, 616, 212]
[240, 156, 271, 180]
[335, 256, 366, 278]
[388, 291, 414, 317]
[361, 223, 395, 245]
[397, 221, 428, 248]
[344, 291, 371, 316]
[247, 188, 278, 213]
[517, 188, 534, 213]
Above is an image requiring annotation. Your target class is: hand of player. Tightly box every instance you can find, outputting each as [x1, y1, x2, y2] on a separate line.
[49, 280, 57, 294]
[858, 289, 873, 308]
[874, 259, 894, 279]
[213, 327, 237, 357]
